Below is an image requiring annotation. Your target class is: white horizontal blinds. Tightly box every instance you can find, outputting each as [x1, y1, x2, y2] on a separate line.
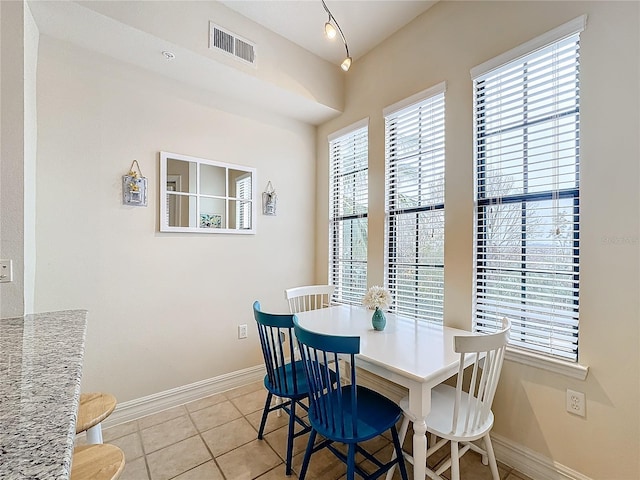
[329, 124, 368, 305]
[236, 174, 251, 229]
[385, 86, 445, 323]
[473, 31, 581, 361]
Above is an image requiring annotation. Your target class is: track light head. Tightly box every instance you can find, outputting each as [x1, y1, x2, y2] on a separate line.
[324, 20, 337, 39]
[321, 0, 352, 71]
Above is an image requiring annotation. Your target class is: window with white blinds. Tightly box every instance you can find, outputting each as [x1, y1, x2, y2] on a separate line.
[384, 83, 445, 322]
[329, 121, 368, 305]
[473, 19, 583, 361]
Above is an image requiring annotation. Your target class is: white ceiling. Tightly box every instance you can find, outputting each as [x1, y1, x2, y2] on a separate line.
[28, 1, 438, 124]
[220, 0, 437, 66]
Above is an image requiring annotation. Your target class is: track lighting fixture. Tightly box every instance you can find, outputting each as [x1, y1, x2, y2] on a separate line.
[324, 20, 337, 39]
[321, 0, 352, 71]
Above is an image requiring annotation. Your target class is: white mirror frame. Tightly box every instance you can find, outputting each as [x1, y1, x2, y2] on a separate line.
[160, 151, 257, 234]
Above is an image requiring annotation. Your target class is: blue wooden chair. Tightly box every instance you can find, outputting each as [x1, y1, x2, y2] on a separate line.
[253, 301, 312, 475]
[293, 316, 409, 480]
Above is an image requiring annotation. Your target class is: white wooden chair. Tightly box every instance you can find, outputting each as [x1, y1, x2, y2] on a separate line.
[285, 285, 335, 314]
[387, 318, 511, 480]
[279, 285, 336, 416]
[284, 285, 335, 359]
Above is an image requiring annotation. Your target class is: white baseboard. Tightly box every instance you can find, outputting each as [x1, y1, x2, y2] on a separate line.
[356, 371, 592, 480]
[346, 370, 591, 480]
[101, 365, 591, 480]
[491, 432, 592, 480]
[103, 364, 265, 428]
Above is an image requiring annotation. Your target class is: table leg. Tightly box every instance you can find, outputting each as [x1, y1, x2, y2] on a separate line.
[412, 418, 428, 480]
[407, 382, 431, 480]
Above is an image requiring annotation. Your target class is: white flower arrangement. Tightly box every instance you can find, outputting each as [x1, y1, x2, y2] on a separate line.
[363, 285, 392, 311]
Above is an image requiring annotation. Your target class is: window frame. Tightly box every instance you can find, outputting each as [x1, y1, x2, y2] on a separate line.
[328, 119, 369, 306]
[472, 16, 586, 367]
[383, 82, 446, 323]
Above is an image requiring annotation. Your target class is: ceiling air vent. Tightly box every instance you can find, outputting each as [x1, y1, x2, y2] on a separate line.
[209, 22, 256, 66]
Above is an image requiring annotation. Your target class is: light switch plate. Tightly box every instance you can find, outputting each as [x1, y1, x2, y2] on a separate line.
[0, 259, 13, 283]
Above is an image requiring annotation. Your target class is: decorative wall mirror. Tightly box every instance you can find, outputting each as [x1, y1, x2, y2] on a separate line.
[160, 151, 257, 234]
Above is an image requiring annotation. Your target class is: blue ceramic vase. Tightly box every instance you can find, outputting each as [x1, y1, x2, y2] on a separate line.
[372, 307, 386, 331]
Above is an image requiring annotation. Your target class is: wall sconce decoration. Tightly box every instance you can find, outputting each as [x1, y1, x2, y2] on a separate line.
[262, 181, 277, 216]
[122, 160, 148, 206]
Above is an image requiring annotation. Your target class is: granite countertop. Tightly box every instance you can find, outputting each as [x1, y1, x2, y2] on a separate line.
[0, 310, 88, 480]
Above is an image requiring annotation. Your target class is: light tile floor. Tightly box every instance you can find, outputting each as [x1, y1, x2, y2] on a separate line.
[96, 381, 534, 480]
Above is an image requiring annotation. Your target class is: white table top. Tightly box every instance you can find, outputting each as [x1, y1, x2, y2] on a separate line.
[294, 304, 472, 386]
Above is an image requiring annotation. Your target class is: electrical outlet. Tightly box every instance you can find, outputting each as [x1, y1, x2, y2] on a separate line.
[566, 389, 586, 417]
[238, 324, 248, 339]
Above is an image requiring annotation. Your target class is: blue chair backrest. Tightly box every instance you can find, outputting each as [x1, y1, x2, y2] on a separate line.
[253, 301, 300, 396]
[293, 316, 361, 439]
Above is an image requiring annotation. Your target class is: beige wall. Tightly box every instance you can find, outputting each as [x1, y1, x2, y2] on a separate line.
[34, 36, 318, 401]
[0, 1, 37, 318]
[1, 1, 25, 317]
[9, 0, 638, 477]
[316, 2, 639, 478]
[24, 2, 38, 314]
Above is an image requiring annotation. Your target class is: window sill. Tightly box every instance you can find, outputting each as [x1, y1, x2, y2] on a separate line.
[505, 347, 589, 380]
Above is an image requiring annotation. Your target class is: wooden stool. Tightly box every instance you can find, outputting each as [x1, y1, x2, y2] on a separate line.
[76, 393, 117, 444]
[71, 444, 125, 480]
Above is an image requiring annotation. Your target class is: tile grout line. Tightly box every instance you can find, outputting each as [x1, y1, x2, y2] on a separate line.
[136, 419, 154, 480]
[234, 393, 292, 479]
[104, 383, 522, 480]
[160, 387, 282, 480]
[183, 395, 230, 480]
[105, 389, 277, 480]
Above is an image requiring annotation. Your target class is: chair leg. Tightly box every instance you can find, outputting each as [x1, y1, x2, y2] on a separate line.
[450, 441, 460, 480]
[85, 423, 103, 444]
[398, 416, 411, 449]
[385, 452, 397, 480]
[285, 400, 296, 475]
[258, 392, 273, 440]
[299, 429, 317, 480]
[391, 426, 409, 480]
[347, 443, 356, 480]
[483, 434, 500, 480]
[385, 415, 410, 480]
